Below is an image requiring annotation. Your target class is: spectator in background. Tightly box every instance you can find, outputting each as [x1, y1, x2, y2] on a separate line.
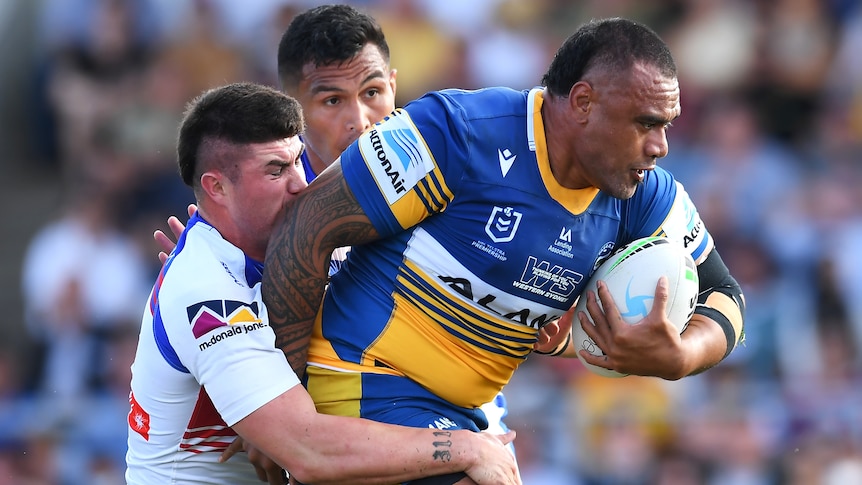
[21, 184, 151, 402]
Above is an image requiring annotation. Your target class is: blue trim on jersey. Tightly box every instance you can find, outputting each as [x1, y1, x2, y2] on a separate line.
[245, 257, 264, 287]
[301, 145, 318, 183]
[149, 213, 203, 374]
[692, 232, 710, 261]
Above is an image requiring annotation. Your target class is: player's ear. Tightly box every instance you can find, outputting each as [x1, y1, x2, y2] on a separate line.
[388, 68, 398, 98]
[199, 171, 227, 203]
[569, 81, 592, 122]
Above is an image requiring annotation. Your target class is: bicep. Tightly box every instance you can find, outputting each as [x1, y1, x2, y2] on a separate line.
[271, 160, 380, 264]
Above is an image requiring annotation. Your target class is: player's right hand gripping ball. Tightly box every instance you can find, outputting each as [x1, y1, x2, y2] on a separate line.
[572, 236, 698, 378]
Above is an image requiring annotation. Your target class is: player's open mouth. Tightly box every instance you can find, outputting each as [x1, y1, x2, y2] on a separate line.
[634, 166, 655, 183]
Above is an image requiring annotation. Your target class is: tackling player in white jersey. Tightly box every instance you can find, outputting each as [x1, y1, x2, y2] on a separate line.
[127, 82, 521, 485]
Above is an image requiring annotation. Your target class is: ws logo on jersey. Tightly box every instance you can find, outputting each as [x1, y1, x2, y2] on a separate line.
[187, 300, 267, 351]
[359, 109, 435, 204]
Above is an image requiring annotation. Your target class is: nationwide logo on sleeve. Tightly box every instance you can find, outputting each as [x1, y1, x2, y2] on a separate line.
[187, 300, 266, 350]
[128, 392, 150, 441]
[359, 109, 435, 204]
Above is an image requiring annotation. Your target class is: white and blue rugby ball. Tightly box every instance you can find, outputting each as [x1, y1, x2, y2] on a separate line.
[572, 236, 699, 378]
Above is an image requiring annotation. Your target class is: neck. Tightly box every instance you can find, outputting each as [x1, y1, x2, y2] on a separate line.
[307, 151, 329, 177]
[197, 206, 265, 261]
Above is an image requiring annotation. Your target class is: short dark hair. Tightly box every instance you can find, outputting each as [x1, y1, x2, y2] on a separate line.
[277, 4, 390, 90]
[541, 17, 677, 97]
[177, 82, 304, 187]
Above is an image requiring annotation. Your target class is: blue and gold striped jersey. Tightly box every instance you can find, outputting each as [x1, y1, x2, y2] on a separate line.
[307, 87, 712, 409]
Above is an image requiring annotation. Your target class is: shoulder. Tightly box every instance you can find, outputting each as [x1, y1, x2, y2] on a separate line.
[406, 87, 529, 123]
[160, 225, 256, 311]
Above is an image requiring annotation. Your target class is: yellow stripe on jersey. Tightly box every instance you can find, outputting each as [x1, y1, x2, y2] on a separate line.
[304, 367, 362, 418]
[306, 264, 537, 408]
[389, 167, 452, 229]
[398, 259, 537, 352]
[370, 290, 532, 408]
[358, 109, 454, 230]
[532, 91, 600, 214]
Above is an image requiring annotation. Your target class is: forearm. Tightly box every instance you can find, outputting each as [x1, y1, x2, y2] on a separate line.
[237, 389, 487, 485]
[682, 248, 746, 376]
[287, 418, 480, 484]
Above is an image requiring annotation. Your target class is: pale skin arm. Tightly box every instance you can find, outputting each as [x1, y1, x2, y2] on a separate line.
[229, 384, 520, 485]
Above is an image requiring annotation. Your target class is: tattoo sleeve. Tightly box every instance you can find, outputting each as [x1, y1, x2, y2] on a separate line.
[262, 163, 378, 376]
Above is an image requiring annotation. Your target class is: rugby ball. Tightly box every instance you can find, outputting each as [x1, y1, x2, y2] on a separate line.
[572, 236, 699, 378]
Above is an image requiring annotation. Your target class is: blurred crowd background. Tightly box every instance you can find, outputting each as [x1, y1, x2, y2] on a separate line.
[1, 0, 861, 483]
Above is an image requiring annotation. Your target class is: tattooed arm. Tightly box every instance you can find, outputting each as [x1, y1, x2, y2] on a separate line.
[263, 161, 379, 376]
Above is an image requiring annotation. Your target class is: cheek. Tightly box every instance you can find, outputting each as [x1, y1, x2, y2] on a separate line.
[306, 121, 343, 154]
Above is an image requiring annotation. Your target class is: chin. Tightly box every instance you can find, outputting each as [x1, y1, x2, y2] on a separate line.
[604, 183, 638, 200]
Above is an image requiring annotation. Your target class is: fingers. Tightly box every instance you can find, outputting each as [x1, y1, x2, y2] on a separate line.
[578, 289, 614, 371]
[167, 215, 186, 240]
[154, 230, 173, 253]
[158, 251, 168, 265]
[266, 470, 285, 485]
[496, 429, 516, 446]
[186, 203, 197, 218]
[650, 276, 669, 319]
[218, 437, 245, 463]
[533, 321, 558, 349]
[582, 288, 607, 342]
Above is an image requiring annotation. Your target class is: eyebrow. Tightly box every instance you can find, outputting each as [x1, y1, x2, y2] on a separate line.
[309, 70, 386, 96]
[637, 113, 679, 125]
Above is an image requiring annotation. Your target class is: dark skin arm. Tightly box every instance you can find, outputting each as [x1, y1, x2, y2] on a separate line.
[263, 161, 379, 375]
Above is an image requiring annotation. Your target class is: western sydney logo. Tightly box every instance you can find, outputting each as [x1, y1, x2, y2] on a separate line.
[485, 206, 522, 243]
[498, 148, 516, 177]
[187, 299, 266, 350]
[360, 109, 434, 204]
[512, 256, 582, 303]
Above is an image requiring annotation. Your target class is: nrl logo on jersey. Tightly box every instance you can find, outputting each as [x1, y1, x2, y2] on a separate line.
[485, 206, 522, 243]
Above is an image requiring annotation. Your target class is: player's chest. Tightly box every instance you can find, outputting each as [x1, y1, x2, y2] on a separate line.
[423, 183, 623, 309]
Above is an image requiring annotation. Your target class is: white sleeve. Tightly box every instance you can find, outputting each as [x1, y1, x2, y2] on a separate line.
[161, 273, 299, 426]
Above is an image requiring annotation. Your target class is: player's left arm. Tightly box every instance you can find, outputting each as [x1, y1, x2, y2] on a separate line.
[681, 246, 745, 375]
[263, 161, 379, 376]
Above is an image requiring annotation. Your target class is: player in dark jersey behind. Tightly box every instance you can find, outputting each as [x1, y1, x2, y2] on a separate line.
[262, 17, 746, 485]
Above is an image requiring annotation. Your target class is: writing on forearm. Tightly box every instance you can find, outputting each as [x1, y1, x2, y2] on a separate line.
[431, 431, 453, 462]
